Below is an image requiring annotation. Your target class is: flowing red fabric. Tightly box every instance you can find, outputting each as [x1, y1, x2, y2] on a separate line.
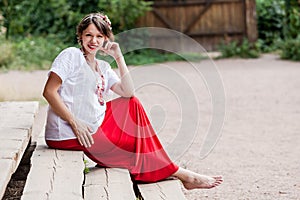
[46, 96, 178, 182]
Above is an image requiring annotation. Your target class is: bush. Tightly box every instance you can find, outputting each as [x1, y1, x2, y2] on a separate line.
[0, 39, 14, 68]
[256, 0, 285, 51]
[280, 36, 300, 61]
[256, 0, 300, 52]
[218, 39, 260, 58]
[97, 0, 152, 34]
[10, 36, 68, 70]
[0, 0, 152, 45]
[99, 49, 205, 67]
[285, 5, 300, 39]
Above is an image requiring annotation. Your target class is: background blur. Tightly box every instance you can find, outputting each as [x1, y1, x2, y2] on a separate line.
[0, 0, 299, 71]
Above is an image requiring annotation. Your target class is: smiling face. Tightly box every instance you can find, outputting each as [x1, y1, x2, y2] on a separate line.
[76, 13, 114, 56]
[81, 23, 106, 55]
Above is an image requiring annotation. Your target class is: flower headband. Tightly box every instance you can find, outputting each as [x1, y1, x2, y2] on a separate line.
[101, 15, 112, 30]
[92, 14, 112, 30]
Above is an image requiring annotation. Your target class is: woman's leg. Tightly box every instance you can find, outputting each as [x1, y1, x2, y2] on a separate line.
[47, 97, 223, 189]
[97, 96, 178, 182]
[172, 167, 223, 190]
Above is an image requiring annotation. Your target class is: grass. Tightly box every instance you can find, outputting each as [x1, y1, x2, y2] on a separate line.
[83, 160, 90, 174]
[0, 36, 68, 71]
[99, 49, 206, 68]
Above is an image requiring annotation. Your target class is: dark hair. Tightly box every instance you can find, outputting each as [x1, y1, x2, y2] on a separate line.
[76, 13, 114, 46]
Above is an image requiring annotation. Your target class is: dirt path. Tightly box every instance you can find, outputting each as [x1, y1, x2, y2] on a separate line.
[0, 70, 48, 101]
[0, 54, 299, 199]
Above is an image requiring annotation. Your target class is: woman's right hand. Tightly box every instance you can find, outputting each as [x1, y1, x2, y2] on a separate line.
[70, 118, 94, 148]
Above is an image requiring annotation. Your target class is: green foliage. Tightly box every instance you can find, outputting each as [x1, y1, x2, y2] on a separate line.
[97, 0, 152, 34]
[284, 5, 300, 39]
[256, 0, 300, 53]
[0, 0, 152, 45]
[0, 38, 14, 68]
[280, 35, 300, 61]
[99, 49, 205, 67]
[219, 0, 300, 61]
[218, 39, 260, 59]
[12, 36, 68, 70]
[0, 35, 69, 71]
[0, 0, 153, 70]
[124, 49, 183, 66]
[256, 0, 285, 51]
[0, 0, 83, 43]
[83, 160, 90, 174]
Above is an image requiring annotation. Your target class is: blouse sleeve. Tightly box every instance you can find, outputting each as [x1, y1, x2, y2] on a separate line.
[50, 47, 78, 82]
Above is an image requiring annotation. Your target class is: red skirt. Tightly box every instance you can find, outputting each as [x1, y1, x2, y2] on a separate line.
[46, 96, 179, 182]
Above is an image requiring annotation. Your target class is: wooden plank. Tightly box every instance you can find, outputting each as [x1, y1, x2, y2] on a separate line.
[50, 150, 84, 200]
[153, 0, 241, 7]
[137, 0, 250, 50]
[0, 114, 35, 171]
[31, 105, 47, 143]
[138, 180, 187, 200]
[21, 143, 56, 199]
[0, 101, 38, 200]
[183, 2, 212, 34]
[22, 141, 85, 200]
[245, 0, 258, 42]
[0, 138, 28, 159]
[84, 168, 109, 200]
[0, 127, 29, 140]
[0, 159, 14, 199]
[0, 101, 39, 114]
[84, 167, 136, 200]
[0, 101, 38, 129]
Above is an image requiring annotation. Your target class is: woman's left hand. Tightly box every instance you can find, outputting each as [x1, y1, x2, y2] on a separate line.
[100, 40, 123, 60]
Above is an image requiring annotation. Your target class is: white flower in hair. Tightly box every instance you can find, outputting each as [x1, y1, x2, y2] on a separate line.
[102, 15, 112, 30]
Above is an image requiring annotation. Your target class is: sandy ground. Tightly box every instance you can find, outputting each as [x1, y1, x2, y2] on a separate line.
[0, 54, 299, 199]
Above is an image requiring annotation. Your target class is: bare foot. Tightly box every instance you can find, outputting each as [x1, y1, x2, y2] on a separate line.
[172, 168, 223, 190]
[182, 175, 223, 190]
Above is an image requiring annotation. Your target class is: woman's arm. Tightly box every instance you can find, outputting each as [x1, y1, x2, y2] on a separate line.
[101, 41, 134, 98]
[43, 72, 94, 147]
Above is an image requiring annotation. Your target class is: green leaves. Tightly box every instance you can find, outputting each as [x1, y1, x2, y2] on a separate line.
[280, 36, 300, 61]
[256, 0, 285, 50]
[0, 0, 152, 44]
[257, 0, 300, 52]
[217, 39, 260, 59]
[97, 0, 152, 34]
[0, 39, 13, 68]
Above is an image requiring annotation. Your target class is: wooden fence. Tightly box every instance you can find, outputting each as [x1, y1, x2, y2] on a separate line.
[137, 0, 257, 51]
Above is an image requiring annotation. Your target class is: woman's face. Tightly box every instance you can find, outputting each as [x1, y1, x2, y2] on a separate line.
[81, 23, 107, 55]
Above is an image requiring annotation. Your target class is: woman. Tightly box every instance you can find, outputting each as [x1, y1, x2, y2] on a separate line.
[43, 12, 222, 190]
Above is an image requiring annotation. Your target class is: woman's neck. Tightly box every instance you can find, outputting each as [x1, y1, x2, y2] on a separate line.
[80, 47, 96, 62]
[81, 49, 98, 71]
[85, 53, 96, 63]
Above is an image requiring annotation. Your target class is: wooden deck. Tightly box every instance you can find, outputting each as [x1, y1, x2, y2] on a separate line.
[138, 180, 187, 200]
[21, 140, 85, 200]
[0, 101, 39, 199]
[83, 164, 136, 200]
[1, 101, 187, 200]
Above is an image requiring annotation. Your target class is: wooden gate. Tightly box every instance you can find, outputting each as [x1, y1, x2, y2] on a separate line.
[137, 0, 257, 51]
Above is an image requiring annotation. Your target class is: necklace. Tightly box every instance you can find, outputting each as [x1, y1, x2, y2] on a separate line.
[94, 61, 105, 106]
[81, 48, 105, 106]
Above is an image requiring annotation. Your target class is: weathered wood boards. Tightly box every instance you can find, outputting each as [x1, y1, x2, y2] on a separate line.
[137, 0, 258, 51]
[0, 101, 188, 199]
[84, 163, 136, 200]
[22, 140, 85, 200]
[138, 179, 187, 200]
[0, 101, 38, 199]
[83, 157, 187, 200]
